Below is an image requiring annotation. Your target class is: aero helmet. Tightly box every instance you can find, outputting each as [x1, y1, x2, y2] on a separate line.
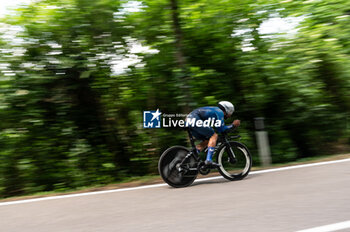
[218, 101, 234, 116]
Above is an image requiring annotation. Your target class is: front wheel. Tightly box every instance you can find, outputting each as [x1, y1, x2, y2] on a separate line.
[216, 142, 252, 181]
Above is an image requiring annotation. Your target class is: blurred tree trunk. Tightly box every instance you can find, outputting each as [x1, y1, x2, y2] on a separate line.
[170, 0, 186, 69]
[318, 56, 350, 112]
[170, 0, 192, 112]
[3, 157, 23, 197]
[67, 68, 130, 175]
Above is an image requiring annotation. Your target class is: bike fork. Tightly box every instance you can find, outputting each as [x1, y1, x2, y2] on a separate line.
[225, 144, 237, 164]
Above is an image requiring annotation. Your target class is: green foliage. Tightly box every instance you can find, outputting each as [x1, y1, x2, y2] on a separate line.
[0, 0, 349, 197]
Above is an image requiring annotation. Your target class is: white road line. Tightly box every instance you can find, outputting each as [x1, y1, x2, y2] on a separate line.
[1, 157, 350, 207]
[296, 220, 350, 232]
[250, 157, 350, 175]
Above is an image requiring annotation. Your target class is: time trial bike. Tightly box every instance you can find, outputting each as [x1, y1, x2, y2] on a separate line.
[158, 127, 252, 188]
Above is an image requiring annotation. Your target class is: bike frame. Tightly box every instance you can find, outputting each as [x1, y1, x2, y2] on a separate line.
[176, 130, 201, 169]
[178, 129, 239, 169]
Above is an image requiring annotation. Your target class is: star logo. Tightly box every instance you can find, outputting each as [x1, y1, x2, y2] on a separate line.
[150, 109, 161, 122]
[143, 109, 162, 128]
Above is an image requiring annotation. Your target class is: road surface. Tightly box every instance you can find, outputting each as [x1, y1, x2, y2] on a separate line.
[1, 159, 350, 232]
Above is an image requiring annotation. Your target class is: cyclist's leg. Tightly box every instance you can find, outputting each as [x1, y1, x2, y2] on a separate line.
[196, 140, 208, 151]
[189, 127, 211, 153]
[205, 132, 221, 167]
[187, 114, 214, 153]
[189, 127, 219, 167]
[189, 129, 207, 153]
[206, 133, 218, 161]
[208, 133, 218, 148]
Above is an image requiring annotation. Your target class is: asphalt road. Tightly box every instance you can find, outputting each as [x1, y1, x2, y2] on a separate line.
[1, 160, 350, 232]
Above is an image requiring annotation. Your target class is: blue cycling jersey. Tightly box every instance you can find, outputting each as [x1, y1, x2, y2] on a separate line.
[188, 106, 232, 133]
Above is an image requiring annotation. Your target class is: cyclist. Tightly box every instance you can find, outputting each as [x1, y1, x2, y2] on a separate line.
[186, 101, 240, 168]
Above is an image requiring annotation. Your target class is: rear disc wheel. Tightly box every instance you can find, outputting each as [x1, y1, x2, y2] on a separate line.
[158, 146, 198, 188]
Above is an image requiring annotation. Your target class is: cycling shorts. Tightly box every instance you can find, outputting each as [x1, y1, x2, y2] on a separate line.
[187, 114, 215, 141]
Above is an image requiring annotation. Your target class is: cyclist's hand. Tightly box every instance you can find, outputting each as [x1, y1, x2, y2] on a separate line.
[233, 120, 240, 127]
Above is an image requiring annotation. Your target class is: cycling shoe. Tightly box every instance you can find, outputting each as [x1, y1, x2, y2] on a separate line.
[204, 160, 221, 168]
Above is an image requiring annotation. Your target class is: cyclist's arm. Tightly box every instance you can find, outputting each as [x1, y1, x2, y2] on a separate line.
[217, 124, 233, 133]
[215, 113, 234, 133]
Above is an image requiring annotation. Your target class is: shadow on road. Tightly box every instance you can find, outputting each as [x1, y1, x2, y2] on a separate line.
[190, 175, 254, 187]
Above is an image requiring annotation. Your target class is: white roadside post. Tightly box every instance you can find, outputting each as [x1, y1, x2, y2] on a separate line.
[254, 117, 271, 167]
